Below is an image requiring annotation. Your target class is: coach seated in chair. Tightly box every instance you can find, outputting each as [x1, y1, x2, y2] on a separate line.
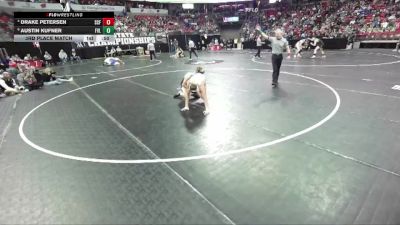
[110, 47, 116, 57]
[104, 46, 113, 57]
[70, 48, 81, 62]
[24, 53, 32, 61]
[116, 46, 123, 56]
[58, 49, 68, 64]
[44, 51, 54, 66]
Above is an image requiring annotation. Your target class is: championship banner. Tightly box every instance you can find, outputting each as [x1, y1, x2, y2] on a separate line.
[74, 33, 155, 48]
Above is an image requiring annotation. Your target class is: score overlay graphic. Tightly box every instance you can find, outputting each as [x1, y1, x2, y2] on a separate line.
[13, 12, 115, 42]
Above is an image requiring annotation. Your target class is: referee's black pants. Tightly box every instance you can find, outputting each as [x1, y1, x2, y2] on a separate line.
[271, 54, 283, 84]
[149, 50, 156, 60]
[255, 46, 261, 57]
[189, 48, 198, 59]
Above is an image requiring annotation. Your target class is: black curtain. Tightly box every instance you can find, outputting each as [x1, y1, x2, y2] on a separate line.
[0, 42, 75, 61]
[0, 42, 43, 59]
[168, 34, 188, 50]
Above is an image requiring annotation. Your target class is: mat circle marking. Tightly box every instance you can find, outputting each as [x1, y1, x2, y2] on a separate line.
[19, 68, 341, 164]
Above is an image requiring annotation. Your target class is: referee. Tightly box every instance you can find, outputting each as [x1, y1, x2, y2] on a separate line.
[188, 39, 198, 60]
[256, 26, 291, 87]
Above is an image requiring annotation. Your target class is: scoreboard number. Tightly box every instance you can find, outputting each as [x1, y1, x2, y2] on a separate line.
[102, 36, 111, 41]
[102, 18, 115, 26]
[84, 35, 95, 42]
[102, 26, 115, 35]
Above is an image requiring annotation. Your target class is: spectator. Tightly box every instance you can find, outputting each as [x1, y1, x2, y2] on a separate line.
[110, 47, 116, 57]
[0, 72, 23, 96]
[58, 49, 68, 64]
[24, 54, 32, 61]
[70, 49, 81, 62]
[16, 64, 28, 86]
[21, 68, 43, 91]
[0, 62, 7, 72]
[116, 46, 123, 56]
[11, 54, 21, 61]
[44, 51, 53, 66]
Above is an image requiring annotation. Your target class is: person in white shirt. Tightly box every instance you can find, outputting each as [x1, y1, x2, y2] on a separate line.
[70, 48, 81, 62]
[180, 67, 210, 115]
[188, 39, 198, 59]
[147, 40, 156, 60]
[58, 49, 68, 64]
[44, 51, 53, 65]
[256, 26, 291, 87]
[24, 54, 32, 61]
[12, 54, 22, 61]
[254, 35, 264, 58]
[116, 46, 122, 56]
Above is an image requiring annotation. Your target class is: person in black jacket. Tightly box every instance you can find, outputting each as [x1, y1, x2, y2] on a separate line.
[34, 67, 73, 86]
